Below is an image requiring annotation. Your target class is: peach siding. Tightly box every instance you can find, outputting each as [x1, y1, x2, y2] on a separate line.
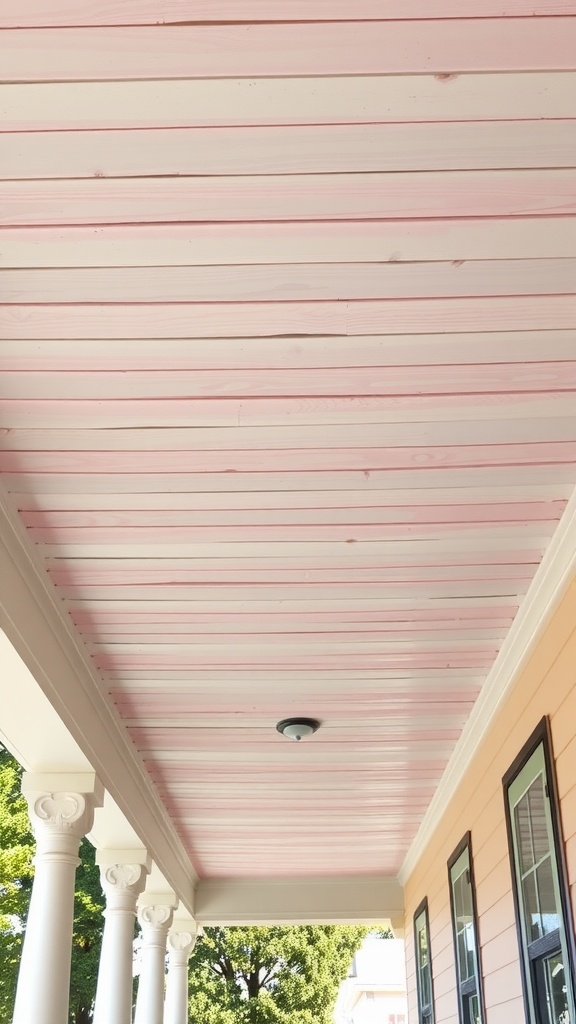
[404, 579, 576, 1023]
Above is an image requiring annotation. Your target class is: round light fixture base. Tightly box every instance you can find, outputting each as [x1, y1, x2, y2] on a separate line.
[276, 717, 320, 742]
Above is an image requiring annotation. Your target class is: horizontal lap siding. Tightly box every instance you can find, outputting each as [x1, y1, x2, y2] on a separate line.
[404, 582, 576, 1022]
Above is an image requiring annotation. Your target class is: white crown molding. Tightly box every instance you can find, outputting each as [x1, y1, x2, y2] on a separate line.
[0, 485, 197, 908]
[398, 484, 576, 887]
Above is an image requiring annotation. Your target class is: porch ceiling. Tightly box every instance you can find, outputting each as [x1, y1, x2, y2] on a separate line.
[2, 1, 576, 888]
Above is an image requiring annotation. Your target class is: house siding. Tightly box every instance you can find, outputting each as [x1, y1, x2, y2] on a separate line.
[404, 579, 576, 1022]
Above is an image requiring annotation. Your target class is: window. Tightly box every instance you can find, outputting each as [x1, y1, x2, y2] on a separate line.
[448, 833, 485, 1024]
[504, 718, 576, 1024]
[414, 898, 435, 1024]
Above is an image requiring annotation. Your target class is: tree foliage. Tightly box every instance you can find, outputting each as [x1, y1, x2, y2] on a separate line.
[0, 747, 34, 1021]
[189, 924, 370, 1024]
[0, 747, 104, 1024]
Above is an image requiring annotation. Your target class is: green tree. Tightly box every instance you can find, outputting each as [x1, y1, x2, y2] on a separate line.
[69, 843, 105, 1024]
[0, 747, 34, 1021]
[189, 924, 370, 1024]
[0, 747, 105, 1023]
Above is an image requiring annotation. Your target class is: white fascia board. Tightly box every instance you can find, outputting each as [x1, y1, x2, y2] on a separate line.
[399, 483, 576, 886]
[194, 876, 403, 925]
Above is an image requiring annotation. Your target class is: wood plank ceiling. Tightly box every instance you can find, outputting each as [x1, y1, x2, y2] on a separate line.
[2, 0, 576, 879]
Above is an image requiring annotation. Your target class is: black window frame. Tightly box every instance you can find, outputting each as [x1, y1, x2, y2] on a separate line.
[447, 831, 486, 1024]
[414, 897, 435, 1024]
[503, 716, 576, 1024]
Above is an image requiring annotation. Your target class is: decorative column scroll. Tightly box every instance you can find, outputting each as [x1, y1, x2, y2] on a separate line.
[12, 773, 103, 1024]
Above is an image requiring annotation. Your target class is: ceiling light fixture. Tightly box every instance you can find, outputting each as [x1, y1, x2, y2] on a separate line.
[276, 717, 320, 742]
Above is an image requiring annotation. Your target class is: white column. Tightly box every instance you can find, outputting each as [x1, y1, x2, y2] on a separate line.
[135, 892, 177, 1024]
[93, 851, 151, 1024]
[164, 918, 198, 1024]
[12, 772, 103, 1024]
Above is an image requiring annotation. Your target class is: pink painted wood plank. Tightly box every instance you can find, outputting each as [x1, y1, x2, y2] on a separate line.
[92, 638, 497, 655]
[4, 297, 576, 342]
[167, 798, 434, 813]
[4, 331, 576, 373]
[20, 500, 566, 529]
[76, 605, 515, 625]
[32, 520, 550, 544]
[46, 564, 538, 586]
[86, 626, 506, 642]
[3, 361, 576, 401]
[7, 419, 576, 452]
[5, 76, 576, 133]
[3, 441, 576, 475]
[5, 0, 575, 28]
[129, 724, 461, 749]
[4, 21, 576, 82]
[48, 550, 542, 575]
[5, 465, 573, 495]
[6, 257, 576, 305]
[113, 666, 485, 682]
[5, 172, 576, 229]
[4, 219, 576, 268]
[112, 693, 478, 713]
[49, 581, 531, 601]
[194, 862, 407, 878]
[2, 394, 575, 430]
[26, 507, 558, 541]
[125, 720, 461, 745]
[4, 466, 574, 499]
[148, 760, 450, 777]
[13, 485, 565, 511]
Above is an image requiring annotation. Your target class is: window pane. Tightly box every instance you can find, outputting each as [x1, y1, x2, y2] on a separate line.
[537, 856, 560, 936]
[542, 950, 571, 1024]
[453, 865, 476, 984]
[420, 962, 431, 1007]
[418, 919, 431, 1005]
[415, 908, 434, 1023]
[529, 775, 550, 864]
[466, 993, 481, 1024]
[522, 868, 541, 942]
[515, 792, 536, 873]
[464, 922, 476, 980]
[457, 929, 470, 982]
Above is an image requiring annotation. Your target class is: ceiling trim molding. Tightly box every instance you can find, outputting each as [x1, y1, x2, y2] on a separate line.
[0, 485, 197, 907]
[398, 484, 576, 886]
[195, 875, 403, 925]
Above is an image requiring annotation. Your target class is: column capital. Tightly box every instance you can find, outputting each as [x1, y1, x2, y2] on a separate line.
[168, 917, 198, 962]
[21, 772, 104, 852]
[137, 892, 178, 935]
[97, 849, 151, 907]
